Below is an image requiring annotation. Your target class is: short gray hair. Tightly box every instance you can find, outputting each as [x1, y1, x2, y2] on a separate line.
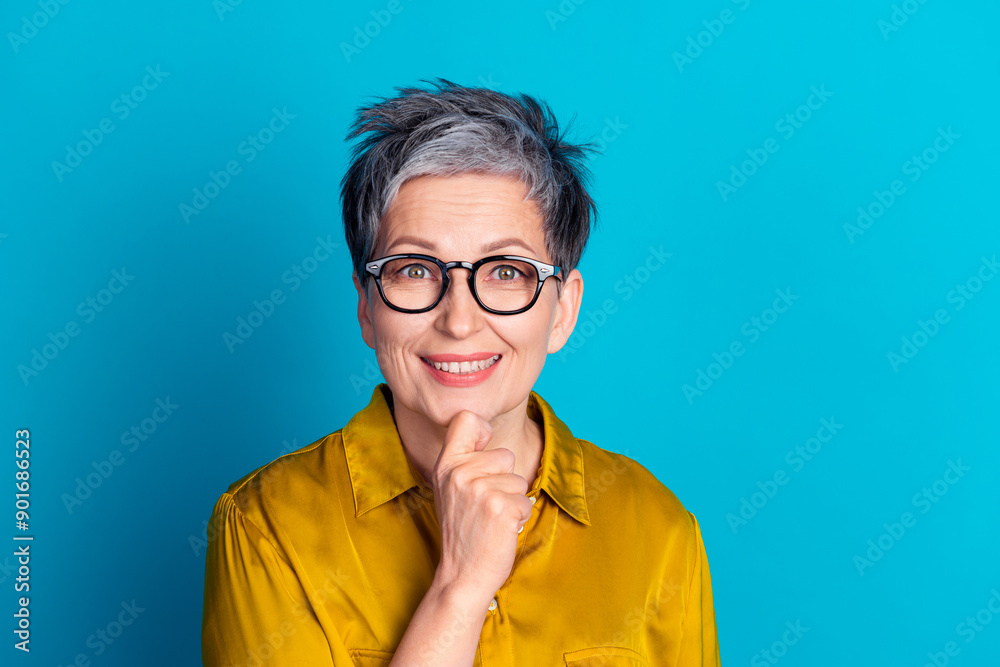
[340, 78, 599, 286]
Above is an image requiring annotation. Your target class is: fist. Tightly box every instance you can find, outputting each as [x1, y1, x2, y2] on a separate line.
[430, 410, 534, 603]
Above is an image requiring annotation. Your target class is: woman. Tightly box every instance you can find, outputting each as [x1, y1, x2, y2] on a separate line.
[202, 79, 719, 666]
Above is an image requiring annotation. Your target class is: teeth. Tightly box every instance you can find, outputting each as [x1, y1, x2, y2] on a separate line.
[429, 355, 500, 374]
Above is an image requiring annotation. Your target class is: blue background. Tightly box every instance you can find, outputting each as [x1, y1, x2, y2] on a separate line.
[3, 0, 998, 664]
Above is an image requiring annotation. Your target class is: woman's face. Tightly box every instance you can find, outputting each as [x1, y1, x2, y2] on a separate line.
[353, 172, 583, 428]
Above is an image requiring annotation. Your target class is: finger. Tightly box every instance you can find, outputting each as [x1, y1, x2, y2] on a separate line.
[514, 495, 533, 524]
[475, 471, 528, 496]
[435, 410, 492, 467]
[464, 447, 517, 476]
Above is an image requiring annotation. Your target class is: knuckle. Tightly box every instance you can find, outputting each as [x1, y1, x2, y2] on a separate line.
[449, 466, 470, 488]
[456, 409, 479, 427]
[466, 474, 487, 496]
[485, 493, 507, 518]
[513, 474, 528, 494]
[496, 447, 515, 468]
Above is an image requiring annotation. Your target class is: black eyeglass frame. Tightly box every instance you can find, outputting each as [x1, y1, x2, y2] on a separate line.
[364, 253, 562, 315]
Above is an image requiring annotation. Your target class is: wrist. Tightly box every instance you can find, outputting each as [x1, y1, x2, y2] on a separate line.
[429, 569, 492, 617]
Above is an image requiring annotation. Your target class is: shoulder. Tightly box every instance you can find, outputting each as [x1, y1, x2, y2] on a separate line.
[577, 438, 698, 538]
[219, 430, 347, 529]
[225, 431, 340, 494]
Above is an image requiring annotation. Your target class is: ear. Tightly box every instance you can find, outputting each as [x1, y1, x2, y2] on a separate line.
[547, 269, 583, 354]
[353, 271, 376, 350]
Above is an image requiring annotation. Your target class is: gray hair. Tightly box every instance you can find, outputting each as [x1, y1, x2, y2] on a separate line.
[340, 78, 599, 289]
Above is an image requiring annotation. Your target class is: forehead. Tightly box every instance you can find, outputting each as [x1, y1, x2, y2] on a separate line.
[378, 173, 548, 260]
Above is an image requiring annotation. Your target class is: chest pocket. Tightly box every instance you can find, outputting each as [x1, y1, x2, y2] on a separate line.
[564, 645, 648, 666]
[349, 648, 394, 666]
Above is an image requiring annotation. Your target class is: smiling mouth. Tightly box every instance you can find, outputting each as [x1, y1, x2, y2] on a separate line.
[421, 355, 501, 375]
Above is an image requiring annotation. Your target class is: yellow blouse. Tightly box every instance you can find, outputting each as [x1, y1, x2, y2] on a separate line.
[202, 384, 720, 666]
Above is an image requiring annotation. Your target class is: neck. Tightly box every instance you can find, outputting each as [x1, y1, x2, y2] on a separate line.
[389, 390, 544, 492]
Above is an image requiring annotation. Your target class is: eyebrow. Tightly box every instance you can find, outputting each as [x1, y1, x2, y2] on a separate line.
[385, 235, 540, 256]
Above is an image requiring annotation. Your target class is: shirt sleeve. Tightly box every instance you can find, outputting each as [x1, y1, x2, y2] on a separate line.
[201, 491, 344, 666]
[674, 512, 721, 666]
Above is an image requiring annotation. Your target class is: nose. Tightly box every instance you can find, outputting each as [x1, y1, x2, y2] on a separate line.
[435, 267, 484, 337]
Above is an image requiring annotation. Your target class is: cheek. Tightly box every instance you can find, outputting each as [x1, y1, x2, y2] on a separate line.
[370, 311, 428, 369]
[502, 318, 554, 363]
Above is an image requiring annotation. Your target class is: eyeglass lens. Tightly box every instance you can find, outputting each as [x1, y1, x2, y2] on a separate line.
[379, 258, 540, 312]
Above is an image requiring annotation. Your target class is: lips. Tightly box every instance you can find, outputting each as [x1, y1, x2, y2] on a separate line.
[420, 352, 500, 386]
[422, 355, 500, 374]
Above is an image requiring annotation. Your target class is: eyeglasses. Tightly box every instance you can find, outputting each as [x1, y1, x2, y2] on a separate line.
[364, 253, 562, 315]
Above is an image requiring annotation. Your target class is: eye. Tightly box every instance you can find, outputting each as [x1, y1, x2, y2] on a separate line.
[492, 265, 522, 281]
[399, 263, 433, 280]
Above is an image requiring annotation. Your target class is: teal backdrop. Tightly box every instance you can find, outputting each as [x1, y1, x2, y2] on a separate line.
[2, 0, 998, 664]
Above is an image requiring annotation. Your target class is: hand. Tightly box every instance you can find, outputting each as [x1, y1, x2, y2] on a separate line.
[430, 410, 533, 606]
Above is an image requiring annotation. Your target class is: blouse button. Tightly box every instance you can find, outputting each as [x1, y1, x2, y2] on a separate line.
[488, 598, 497, 612]
[519, 495, 536, 533]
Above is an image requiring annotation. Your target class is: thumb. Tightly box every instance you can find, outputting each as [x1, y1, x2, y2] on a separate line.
[437, 410, 493, 467]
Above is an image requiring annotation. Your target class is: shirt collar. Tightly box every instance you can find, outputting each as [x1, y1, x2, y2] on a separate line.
[341, 383, 591, 526]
